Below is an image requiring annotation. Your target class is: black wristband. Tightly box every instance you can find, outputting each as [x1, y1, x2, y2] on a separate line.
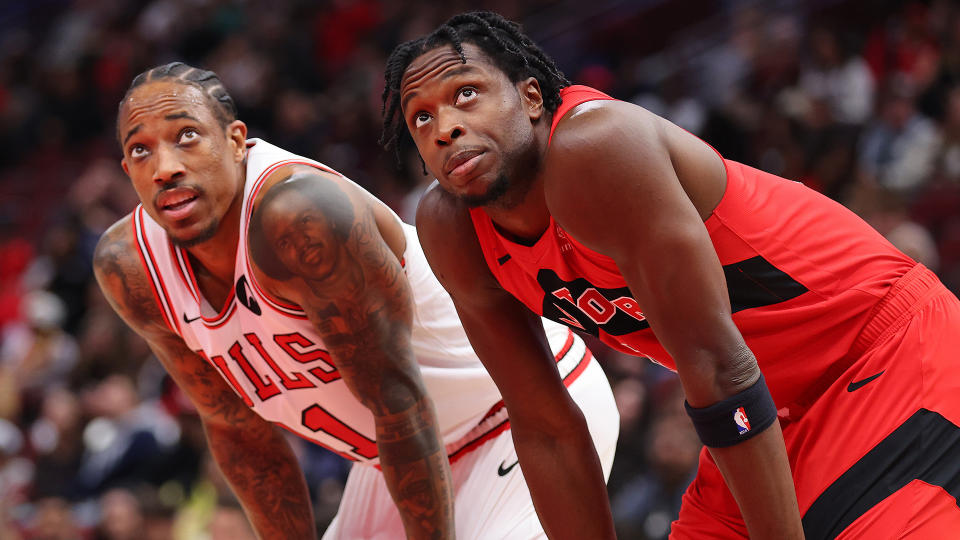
[684, 373, 778, 448]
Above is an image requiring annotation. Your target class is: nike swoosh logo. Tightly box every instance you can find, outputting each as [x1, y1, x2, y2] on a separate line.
[847, 371, 885, 392]
[183, 312, 202, 324]
[497, 459, 520, 477]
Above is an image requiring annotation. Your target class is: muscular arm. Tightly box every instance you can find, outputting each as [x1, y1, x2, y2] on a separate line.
[546, 102, 802, 539]
[93, 219, 316, 539]
[416, 186, 615, 540]
[249, 170, 454, 539]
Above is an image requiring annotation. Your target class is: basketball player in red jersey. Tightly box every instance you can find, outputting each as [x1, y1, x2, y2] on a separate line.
[94, 62, 619, 539]
[383, 11, 960, 540]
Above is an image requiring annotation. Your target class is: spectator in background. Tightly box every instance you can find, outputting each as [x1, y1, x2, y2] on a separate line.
[858, 74, 939, 193]
[933, 85, 960, 183]
[23, 496, 81, 540]
[208, 497, 258, 540]
[93, 488, 143, 540]
[0, 290, 78, 421]
[73, 375, 179, 498]
[799, 26, 874, 126]
[3, 1, 960, 536]
[29, 388, 84, 501]
[0, 418, 32, 511]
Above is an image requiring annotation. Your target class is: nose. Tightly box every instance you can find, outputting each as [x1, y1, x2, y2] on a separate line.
[435, 112, 465, 147]
[152, 144, 185, 184]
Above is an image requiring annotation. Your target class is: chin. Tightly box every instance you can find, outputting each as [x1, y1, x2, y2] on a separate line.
[169, 220, 219, 248]
[459, 174, 511, 208]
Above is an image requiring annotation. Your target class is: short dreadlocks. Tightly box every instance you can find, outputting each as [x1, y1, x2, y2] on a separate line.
[380, 11, 571, 166]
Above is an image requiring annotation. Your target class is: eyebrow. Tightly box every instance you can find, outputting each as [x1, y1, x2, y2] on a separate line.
[401, 65, 478, 111]
[165, 111, 200, 121]
[123, 125, 141, 145]
[122, 111, 201, 146]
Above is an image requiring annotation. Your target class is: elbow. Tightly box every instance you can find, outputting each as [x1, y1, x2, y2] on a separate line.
[679, 342, 761, 407]
[718, 344, 761, 390]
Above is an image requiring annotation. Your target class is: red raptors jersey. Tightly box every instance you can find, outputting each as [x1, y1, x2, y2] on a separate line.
[469, 86, 917, 408]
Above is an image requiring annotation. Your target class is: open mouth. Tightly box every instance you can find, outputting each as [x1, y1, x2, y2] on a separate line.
[162, 194, 198, 211]
[157, 188, 201, 220]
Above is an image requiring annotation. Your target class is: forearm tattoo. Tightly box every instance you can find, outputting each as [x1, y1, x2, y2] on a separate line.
[93, 220, 316, 539]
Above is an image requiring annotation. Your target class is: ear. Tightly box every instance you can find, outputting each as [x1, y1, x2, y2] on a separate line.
[226, 120, 248, 162]
[121, 158, 129, 177]
[518, 77, 544, 121]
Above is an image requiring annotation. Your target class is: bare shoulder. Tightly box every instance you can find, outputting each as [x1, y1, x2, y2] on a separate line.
[93, 214, 171, 339]
[416, 182, 501, 302]
[416, 181, 475, 253]
[542, 99, 692, 260]
[546, 99, 723, 223]
[547, 99, 662, 176]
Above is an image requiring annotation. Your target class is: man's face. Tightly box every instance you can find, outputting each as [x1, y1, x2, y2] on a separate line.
[118, 80, 246, 247]
[400, 43, 542, 207]
[259, 187, 342, 281]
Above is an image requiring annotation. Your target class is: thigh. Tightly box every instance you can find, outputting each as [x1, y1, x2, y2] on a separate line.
[448, 428, 547, 540]
[566, 357, 620, 480]
[835, 480, 960, 539]
[798, 292, 960, 539]
[322, 463, 404, 540]
[324, 431, 547, 540]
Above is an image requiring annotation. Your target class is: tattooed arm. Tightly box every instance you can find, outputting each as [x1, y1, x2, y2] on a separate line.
[249, 169, 455, 539]
[93, 218, 317, 540]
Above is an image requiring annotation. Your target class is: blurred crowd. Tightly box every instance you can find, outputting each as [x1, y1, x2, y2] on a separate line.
[1, 0, 959, 538]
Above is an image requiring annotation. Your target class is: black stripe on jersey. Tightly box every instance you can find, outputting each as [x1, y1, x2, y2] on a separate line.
[802, 408, 960, 539]
[723, 255, 809, 313]
[537, 255, 808, 338]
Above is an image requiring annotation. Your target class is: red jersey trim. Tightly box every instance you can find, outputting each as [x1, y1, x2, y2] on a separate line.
[548, 85, 617, 147]
[171, 244, 238, 328]
[169, 242, 201, 305]
[133, 207, 181, 336]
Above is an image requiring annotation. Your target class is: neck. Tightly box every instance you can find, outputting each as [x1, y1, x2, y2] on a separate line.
[483, 112, 553, 242]
[185, 170, 245, 285]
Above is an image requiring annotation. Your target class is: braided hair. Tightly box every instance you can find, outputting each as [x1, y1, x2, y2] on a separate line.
[381, 11, 570, 166]
[117, 62, 238, 140]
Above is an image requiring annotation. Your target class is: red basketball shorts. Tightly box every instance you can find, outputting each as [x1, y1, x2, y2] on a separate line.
[671, 265, 960, 539]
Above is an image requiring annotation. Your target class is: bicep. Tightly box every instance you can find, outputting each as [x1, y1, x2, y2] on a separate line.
[251, 171, 420, 415]
[547, 110, 743, 366]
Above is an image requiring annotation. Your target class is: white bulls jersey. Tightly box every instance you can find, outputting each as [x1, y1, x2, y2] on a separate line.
[132, 139, 591, 466]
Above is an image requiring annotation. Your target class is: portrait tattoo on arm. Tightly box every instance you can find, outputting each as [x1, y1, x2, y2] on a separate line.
[249, 172, 455, 538]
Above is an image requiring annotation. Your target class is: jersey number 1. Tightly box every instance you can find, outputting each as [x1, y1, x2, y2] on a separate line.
[301, 404, 378, 459]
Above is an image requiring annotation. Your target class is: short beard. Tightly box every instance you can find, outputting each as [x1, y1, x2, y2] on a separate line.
[460, 161, 537, 211]
[169, 220, 219, 248]
[461, 173, 511, 208]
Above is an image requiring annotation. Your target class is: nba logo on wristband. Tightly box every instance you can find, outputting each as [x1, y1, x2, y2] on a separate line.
[734, 406, 751, 435]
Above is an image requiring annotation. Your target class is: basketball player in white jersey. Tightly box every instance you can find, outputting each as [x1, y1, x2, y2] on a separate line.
[93, 62, 618, 539]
